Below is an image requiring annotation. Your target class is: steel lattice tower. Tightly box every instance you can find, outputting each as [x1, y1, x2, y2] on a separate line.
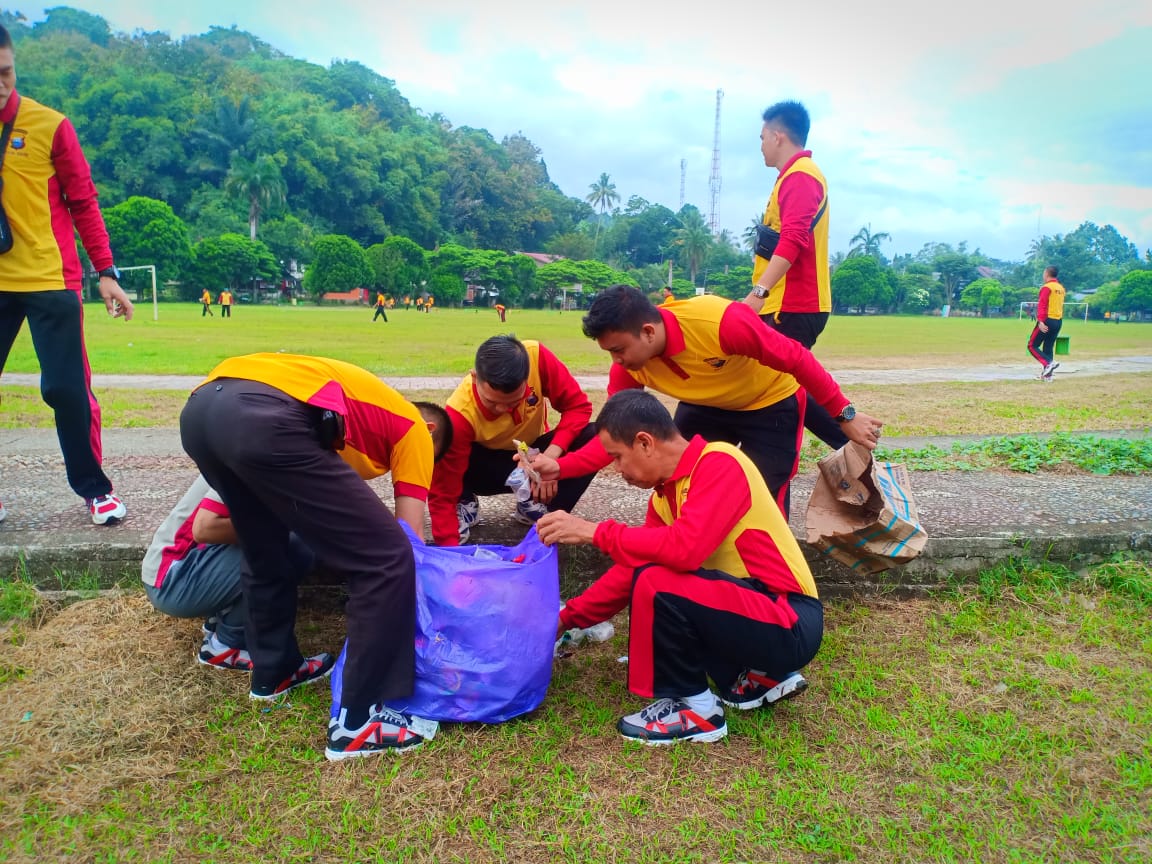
[708, 89, 723, 235]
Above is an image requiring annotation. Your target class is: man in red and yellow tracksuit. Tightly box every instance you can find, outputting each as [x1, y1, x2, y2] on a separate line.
[0, 25, 134, 525]
[537, 390, 823, 744]
[180, 353, 452, 760]
[743, 99, 847, 451]
[428, 335, 596, 545]
[1027, 266, 1066, 380]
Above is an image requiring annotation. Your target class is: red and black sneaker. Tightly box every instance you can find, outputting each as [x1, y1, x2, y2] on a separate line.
[196, 633, 253, 671]
[720, 670, 808, 711]
[617, 697, 727, 745]
[325, 705, 439, 761]
[249, 653, 335, 701]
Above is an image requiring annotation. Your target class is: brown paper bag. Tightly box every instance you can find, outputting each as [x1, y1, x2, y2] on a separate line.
[804, 442, 928, 574]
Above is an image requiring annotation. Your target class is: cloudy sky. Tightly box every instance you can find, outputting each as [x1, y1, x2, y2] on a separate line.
[22, 1, 1152, 261]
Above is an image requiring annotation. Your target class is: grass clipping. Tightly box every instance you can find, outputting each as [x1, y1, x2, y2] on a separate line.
[0, 594, 232, 814]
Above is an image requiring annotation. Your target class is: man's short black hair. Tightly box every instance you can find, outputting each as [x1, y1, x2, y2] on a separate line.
[1045, 265, 1059, 279]
[762, 100, 810, 147]
[474, 334, 529, 392]
[0, 25, 12, 50]
[582, 285, 661, 340]
[596, 390, 678, 443]
[414, 401, 453, 461]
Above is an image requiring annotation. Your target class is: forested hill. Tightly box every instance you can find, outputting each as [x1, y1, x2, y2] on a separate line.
[3, 6, 591, 251]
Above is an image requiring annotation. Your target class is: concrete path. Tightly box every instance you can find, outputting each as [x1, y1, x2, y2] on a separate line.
[2, 425, 1149, 596]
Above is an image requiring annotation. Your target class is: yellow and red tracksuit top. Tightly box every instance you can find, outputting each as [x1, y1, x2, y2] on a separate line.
[429, 340, 593, 545]
[140, 475, 230, 590]
[219, 291, 232, 306]
[557, 296, 850, 477]
[1037, 279, 1065, 322]
[201, 353, 434, 501]
[0, 91, 113, 291]
[752, 149, 830, 315]
[559, 436, 817, 630]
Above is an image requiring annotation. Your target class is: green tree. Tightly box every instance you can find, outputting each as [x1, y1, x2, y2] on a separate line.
[102, 196, 192, 283]
[1113, 269, 1152, 314]
[848, 224, 892, 261]
[428, 272, 465, 306]
[585, 172, 619, 251]
[259, 215, 315, 270]
[366, 236, 429, 296]
[960, 277, 1005, 317]
[673, 210, 713, 284]
[224, 154, 287, 241]
[304, 234, 372, 302]
[831, 256, 887, 313]
[189, 233, 277, 301]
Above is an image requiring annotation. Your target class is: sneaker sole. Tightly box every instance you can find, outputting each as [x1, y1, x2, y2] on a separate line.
[620, 725, 728, 746]
[249, 664, 334, 701]
[324, 741, 424, 761]
[721, 677, 809, 711]
[197, 655, 252, 672]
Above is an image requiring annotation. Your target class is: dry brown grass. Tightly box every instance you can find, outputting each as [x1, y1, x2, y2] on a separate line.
[1, 568, 1149, 863]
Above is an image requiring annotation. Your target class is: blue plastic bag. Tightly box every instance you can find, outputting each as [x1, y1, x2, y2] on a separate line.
[330, 523, 559, 723]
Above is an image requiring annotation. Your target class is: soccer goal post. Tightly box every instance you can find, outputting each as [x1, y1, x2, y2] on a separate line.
[1019, 300, 1088, 322]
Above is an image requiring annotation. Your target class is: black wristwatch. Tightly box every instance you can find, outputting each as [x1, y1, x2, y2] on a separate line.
[98, 266, 120, 282]
[835, 404, 856, 423]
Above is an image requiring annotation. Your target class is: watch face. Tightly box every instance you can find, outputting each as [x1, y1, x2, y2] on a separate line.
[840, 405, 856, 422]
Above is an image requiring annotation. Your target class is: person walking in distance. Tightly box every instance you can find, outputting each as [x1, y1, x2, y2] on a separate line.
[1027, 266, 1065, 382]
[372, 291, 388, 322]
[201, 288, 214, 317]
[219, 289, 233, 318]
[0, 24, 134, 526]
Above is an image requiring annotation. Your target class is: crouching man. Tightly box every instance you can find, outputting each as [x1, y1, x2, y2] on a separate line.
[536, 390, 822, 745]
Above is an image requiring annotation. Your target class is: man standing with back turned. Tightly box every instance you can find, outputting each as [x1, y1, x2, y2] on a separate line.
[0, 24, 134, 526]
[742, 100, 847, 451]
[1027, 266, 1065, 382]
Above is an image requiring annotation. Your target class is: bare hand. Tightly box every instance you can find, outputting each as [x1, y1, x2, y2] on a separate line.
[840, 412, 885, 451]
[526, 452, 560, 482]
[533, 477, 559, 504]
[1037, 321, 1049, 333]
[536, 510, 597, 546]
[99, 276, 134, 321]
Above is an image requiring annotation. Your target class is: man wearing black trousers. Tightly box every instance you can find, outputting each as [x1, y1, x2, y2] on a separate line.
[180, 352, 452, 760]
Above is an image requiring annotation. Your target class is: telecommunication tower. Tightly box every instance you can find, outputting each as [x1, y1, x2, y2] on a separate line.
[679, 158, 686, 209]
[708, 88, 723, 235]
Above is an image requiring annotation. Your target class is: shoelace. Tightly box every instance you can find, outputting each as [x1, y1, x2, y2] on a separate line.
[639, 698, 684, 723]
[369, 705, 410, 728]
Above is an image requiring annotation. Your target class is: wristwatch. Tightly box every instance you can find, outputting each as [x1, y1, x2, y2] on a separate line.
[752, 286, 769, 299]
[98, 266, 120, 282]
[835, 404, 856, 423]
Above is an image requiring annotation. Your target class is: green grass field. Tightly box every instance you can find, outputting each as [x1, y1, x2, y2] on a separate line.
[3, 302, 1149, 377]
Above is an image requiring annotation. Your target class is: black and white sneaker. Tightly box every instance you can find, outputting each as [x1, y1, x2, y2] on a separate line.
[197, 633, 253, 671]
[617, 697, 727, 745]
[720, 670, 808, 710]
[458, 494, 480, 543]
[249, 653, 335, 701]
[325, 705, 439, 760]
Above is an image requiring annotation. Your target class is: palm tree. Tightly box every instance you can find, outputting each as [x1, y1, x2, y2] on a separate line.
[673, 210, 713, 284]
[190, 96, 255, 182]
[743, 215, 762, 254]
[225, 155, 286, 241]
[848, 224, 892, 260]
[585, 172, 619, 252]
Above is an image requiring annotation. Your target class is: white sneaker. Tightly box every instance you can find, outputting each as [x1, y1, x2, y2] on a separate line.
[88, 493, 126, 525]
[512, 498, 549, 525]
[325, 705, 438, 760]
[617, 697, 727, 745]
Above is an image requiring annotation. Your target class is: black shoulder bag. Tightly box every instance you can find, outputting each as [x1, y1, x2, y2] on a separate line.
[0, 113, 16, 254]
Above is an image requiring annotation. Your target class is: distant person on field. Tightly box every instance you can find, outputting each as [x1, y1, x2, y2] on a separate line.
[201, 288, 214, 317]
[415, 295, 424, 312]
[180, 352, 453, 760]
[0, 24, 134, 527]
[373, 291, 388, 322]
[428, 335, 597, 546]
[425, 295, 434, 313]
[741, 100, 846, 451]
[1028, 265, 1065, 382]
[537, 390, 823, 745]
[660, 286, 675, 305]
[142, 474, 314, 671]
[495, 303, 507, 323]
[219, 289, 233, 318]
